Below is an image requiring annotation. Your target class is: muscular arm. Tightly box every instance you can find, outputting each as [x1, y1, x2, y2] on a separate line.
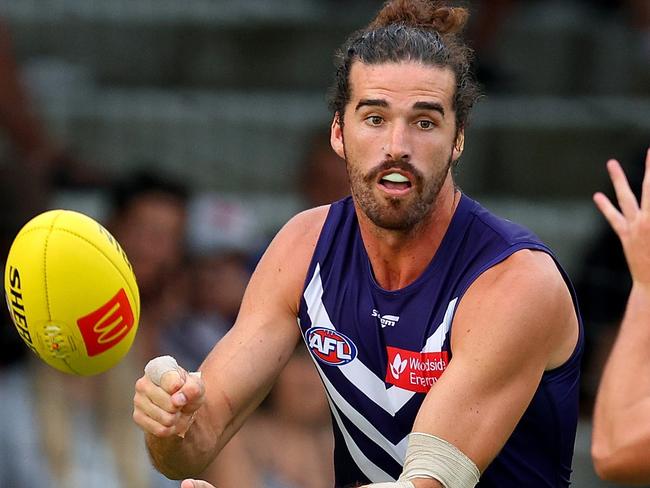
[591, 150, 650, 483]
[410, 250, 578, 480]
[591, 284, 650, 483]
[142, 207, 328, 479]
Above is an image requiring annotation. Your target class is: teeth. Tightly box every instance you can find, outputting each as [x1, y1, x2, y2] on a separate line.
[383, 173, 409, 183]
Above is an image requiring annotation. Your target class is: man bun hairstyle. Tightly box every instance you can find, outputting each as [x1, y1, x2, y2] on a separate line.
[329, 0, 480, 135]
[368, 0, 468, 34]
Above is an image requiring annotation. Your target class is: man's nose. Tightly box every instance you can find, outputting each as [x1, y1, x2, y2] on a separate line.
[384, 121, 411, 162]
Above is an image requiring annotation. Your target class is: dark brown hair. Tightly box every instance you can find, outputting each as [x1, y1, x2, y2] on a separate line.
[328, 0, 480, 135]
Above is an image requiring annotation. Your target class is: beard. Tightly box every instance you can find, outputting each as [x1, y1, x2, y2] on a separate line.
[345, 150, 453, 232]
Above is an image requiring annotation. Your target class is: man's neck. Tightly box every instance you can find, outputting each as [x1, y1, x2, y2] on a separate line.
[357, 186, 460, 291]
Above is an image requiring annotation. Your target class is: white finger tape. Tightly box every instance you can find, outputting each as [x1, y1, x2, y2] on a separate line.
[144, 355, 182, 386]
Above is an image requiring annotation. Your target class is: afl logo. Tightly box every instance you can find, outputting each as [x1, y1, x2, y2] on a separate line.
[306, 327, 357, 366]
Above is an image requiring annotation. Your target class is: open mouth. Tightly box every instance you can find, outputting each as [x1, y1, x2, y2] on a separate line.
[378, 172, 412, 194]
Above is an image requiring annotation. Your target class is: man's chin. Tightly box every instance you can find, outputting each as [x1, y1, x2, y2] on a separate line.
[367, 209, 420, 231]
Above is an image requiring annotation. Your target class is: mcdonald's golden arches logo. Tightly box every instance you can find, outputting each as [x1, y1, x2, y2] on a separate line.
[77, 288, 135, 357]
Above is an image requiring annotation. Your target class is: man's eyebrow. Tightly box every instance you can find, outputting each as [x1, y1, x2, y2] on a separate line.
[413, 101, 445, 117]
[355, 99, 388, 111]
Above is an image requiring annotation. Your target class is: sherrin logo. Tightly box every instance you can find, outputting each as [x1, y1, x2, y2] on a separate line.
[306, 327, 357, 366]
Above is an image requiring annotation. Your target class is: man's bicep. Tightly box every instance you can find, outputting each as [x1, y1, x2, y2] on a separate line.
[411, 251, 577, 472]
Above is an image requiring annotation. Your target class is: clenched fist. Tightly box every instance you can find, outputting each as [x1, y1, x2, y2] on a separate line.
[133, 356, 205, 438]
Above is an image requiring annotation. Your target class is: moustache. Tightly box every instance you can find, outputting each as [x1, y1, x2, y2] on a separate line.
[364, 159, 424, 184]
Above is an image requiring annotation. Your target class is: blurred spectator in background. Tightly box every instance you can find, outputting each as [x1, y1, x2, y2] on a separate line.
[0, 20, 53, 237]
[107, 169, 189, 362]
[162, 194, 260, 370]
[297, 127, 350, 209]
[0, 19, 105, 368]
[0, 18, 56, 366]
[202, 346, 334, 488]
[0, 357, 178, 487]
[0, 19, 106, 253]
[162, 249, 252, 371]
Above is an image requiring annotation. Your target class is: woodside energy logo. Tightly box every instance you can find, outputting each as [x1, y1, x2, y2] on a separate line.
[385, 346, 449, 393]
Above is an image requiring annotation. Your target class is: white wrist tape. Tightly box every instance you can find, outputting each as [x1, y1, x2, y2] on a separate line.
[398, 432, 480, 488]
[365, 482, 414, 487]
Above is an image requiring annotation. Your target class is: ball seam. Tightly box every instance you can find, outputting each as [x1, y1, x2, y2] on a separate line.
[43, 212, 65, 322]
[50, 227, 139, 311]
[13, 223, 139, 312]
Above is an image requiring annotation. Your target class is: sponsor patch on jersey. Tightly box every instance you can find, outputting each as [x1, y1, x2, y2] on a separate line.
[385, 346, 449, 393]
[306, 326, 357, 366]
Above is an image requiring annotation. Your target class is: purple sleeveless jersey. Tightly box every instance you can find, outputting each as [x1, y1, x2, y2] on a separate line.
[297, 194, 583, 488]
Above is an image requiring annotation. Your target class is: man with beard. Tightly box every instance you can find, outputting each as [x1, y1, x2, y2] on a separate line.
[132, 1, 582, 487]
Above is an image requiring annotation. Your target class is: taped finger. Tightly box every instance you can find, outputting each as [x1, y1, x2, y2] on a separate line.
[145, 355, 183, 386]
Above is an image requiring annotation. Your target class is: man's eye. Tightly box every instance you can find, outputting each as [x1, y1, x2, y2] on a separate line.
[418, 120, 434, 129]
[367, 116, 383, 126]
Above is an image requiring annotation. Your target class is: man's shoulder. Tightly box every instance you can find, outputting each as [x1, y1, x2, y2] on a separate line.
[250, 205, 331, 314]
[453, 248, 579, 369]
[474, 249, 566, 303]
[453, 248, 572, 340]
[260, 205, 330, 275]
[463, 195, 543, 248]
[279, 205, 330, 246]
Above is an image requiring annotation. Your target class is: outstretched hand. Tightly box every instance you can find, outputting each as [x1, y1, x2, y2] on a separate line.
[593, 148, 650, 286]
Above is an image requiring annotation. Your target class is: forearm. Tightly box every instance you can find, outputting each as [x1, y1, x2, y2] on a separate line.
[592, 283, 650, 478]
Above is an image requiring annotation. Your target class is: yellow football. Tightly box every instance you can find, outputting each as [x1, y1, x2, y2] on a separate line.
[4, 209, 140, 375]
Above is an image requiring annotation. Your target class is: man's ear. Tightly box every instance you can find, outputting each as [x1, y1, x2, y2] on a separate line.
[331, 113, 345, 159]
[452, 129, 465, 161]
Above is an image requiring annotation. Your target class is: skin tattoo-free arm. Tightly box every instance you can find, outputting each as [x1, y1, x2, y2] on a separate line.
[134, 207, 327, 479]
[592, 149, 650, 484]
[409, 250, 578, 482]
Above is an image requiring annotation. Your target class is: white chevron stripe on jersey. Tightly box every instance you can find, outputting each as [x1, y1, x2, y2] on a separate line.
[312, 357, 408, 464]
[304, 264, 399, 415]
[423, 297, 457, 352]
[303, 264, 456, 415]
[304, 263, 335, 330]
[323, 382, 398, 483]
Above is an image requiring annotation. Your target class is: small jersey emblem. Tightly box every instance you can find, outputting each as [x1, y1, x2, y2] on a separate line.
[372, 309, 400, 328]
[306, 327, 357, 366]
